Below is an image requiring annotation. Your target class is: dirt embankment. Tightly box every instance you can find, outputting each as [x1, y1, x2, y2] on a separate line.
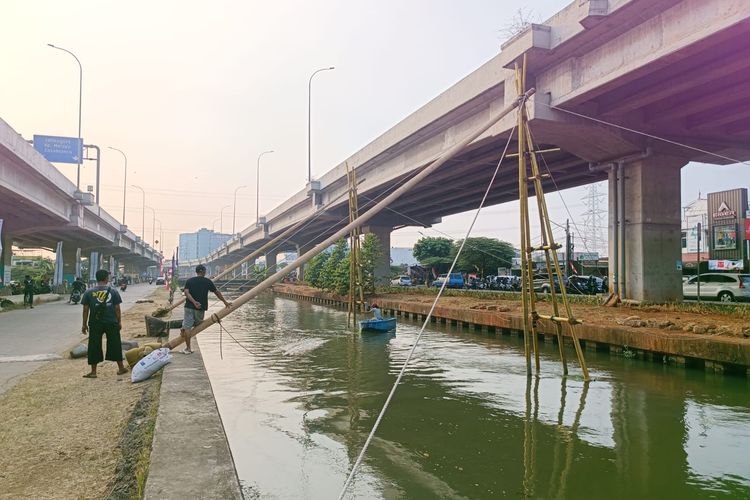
[0, 288, 171, 499]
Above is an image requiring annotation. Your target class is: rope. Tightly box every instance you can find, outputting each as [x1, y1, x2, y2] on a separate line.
[336, 120, 518, 499]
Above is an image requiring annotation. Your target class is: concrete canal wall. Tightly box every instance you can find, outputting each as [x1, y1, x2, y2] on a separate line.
[273, 284, 750, 378]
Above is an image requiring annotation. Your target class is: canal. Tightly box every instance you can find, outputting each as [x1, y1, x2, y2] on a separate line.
[198, 293, 750, 499]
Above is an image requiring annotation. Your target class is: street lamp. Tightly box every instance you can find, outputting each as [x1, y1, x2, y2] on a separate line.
[308, 66, 335, 184]
[232, 185, 247, 234]
[220, 205, 230, 234]
[155, 218, 163, 252]
[145, 205, 156, 246]
[107, 146, 127, 225]
[256, 150, 274, 226]
[132, 185, 146, 242]
[47, 43, 83, 190]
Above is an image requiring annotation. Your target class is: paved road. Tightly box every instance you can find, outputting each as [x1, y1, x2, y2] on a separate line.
[0, 283, 155, 395]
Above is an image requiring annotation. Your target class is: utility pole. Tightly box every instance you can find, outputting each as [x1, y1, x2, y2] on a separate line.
[697, 222, 702, 302]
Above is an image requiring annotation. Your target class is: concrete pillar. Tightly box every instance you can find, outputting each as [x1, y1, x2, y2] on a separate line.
[88, 252, 99, 284]
[265, 252, 277, 273]
[0, 230, 12, 286]
[616, 155, 685, 302]
[62, 245, 80, 283]
[363, 225, 392, 286]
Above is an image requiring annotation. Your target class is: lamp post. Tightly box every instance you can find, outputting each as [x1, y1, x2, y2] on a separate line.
[220, 205, 230, 234]
[107, 146, 128, 225]
[256, 150, 274, 226]
[47, 43, 83, 190]
[232, 185, 247, 234]
[132, 185, 146, 242]
[145, 206, 156, 246]
[155, 218, 163, 252]
[308, 66, 335, 184]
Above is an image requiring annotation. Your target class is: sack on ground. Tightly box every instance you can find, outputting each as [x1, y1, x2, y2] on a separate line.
[131, 347, 172, 383]
[125, 342, 163, 368]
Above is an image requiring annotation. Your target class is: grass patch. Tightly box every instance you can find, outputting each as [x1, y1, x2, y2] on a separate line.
[633, 301, 750, 319]
[105, 375, 163, 499]
[375, 286, 602, 306]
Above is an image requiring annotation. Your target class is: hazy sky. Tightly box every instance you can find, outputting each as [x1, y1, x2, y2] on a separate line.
[2, 0, 746, 257]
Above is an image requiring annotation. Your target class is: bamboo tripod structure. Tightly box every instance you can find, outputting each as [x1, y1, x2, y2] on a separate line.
[515, 55, 589, 381]
[346, 163, 365, 327]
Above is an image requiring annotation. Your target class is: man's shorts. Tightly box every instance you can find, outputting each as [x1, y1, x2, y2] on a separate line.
[183, 308, 205, 330]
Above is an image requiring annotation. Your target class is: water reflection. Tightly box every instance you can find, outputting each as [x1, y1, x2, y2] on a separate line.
[198, 294, 750, 499]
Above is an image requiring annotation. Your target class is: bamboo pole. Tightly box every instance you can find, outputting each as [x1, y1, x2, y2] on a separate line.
[165, 188, 352, 313]
[166, 88, 534, 350]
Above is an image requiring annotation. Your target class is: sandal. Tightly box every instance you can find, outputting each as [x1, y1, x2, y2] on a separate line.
[117, 368, 129, 375]
[82, 373, 97, 379]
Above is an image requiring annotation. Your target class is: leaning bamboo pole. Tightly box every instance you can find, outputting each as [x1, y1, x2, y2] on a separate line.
[166, 88, 534, 350]
[165, 188, 352, 313]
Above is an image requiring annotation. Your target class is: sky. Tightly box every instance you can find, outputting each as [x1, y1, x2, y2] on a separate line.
[2, 0, 747, 258]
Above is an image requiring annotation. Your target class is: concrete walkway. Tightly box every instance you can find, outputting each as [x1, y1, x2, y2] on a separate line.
[144, 332, 242, 499]
[0, 283, 155, 395]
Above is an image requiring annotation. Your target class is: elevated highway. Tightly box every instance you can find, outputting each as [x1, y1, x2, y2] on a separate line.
[184, 0, 750, 302]
[0, 117, 162, 282]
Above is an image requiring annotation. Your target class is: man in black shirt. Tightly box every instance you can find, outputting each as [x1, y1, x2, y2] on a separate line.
[81, 269, 128, 378]
[23, 275, 34, 308]
[181, 264, 231, 354]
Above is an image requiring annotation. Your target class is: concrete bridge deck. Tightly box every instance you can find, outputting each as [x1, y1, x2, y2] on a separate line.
[184, 0, 750, 302]
[0, 117, 162, 280]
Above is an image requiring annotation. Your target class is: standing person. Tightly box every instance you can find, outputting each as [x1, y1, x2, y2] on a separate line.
[181, 264, 231, 354]
[23, 275, 34, 308]
[81, 269, 128, 378]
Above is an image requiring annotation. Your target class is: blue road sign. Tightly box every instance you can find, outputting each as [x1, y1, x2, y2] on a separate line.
[33, 135, 83, 164]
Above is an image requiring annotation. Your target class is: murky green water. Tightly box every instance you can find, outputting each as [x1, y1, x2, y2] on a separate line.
[198, 293, 750, 499]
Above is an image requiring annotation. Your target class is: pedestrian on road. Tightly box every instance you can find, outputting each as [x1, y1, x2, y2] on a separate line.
[81, 269, 128, 378]
[181, 264, 231, 354]
[23, 275, 34, 308]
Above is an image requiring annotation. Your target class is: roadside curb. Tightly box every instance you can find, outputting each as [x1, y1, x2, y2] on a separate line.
[144, 333, 242, 499]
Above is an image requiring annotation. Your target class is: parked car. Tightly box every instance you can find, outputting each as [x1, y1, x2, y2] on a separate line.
[390, 275, 412, 287]
[155, 276, 166, 286]
[682, 273, 750, 302]
[432, 273, 464, 289]
[533, 274, 567, 293]
[567, 275, 604, 295]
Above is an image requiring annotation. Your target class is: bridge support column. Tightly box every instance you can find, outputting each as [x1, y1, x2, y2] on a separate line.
[609, 155, 685, 302]
[265, 252, 277, 273]
[363, 226, 392, 286]
[62, 246, 82, 283]
[88, 252, 99, 284]
[0, 230, 12, 286]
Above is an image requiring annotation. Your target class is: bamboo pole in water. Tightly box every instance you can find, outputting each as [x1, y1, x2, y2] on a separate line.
[167, 88, 534, 350]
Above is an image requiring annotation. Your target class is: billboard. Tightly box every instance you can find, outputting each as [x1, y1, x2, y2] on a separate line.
[713, 224, 737, 251]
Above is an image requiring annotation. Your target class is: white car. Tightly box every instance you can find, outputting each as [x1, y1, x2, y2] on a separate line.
[390, 275, 412, 286]
[155, 277, 166, 286]
[683, 273, 750, 302]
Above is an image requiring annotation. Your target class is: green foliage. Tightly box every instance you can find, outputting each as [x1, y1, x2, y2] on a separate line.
[360, 233, 383, 293]
[413, 237, 454, 273]
[305, 251, 330, 287]
[10, 258, 55, 282]
[454, 237, 515, 278]
[320, 240, 349, 293]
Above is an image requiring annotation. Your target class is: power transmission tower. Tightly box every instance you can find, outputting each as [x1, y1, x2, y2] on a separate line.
[581, 182, 606, 256]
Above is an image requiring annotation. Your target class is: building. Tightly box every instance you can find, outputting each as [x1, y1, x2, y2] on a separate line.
[178, 229, 232, 262]
[681, 197, 709, 265]
[680, 189, 749, 272]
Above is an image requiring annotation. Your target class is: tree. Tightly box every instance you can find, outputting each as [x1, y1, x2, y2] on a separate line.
[320, 239, 349, 293]
[305, 251, 330, 287]
[360, 233, 383, 293]
[455, 237, 515, 278]
[413, 237, 454, 273]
